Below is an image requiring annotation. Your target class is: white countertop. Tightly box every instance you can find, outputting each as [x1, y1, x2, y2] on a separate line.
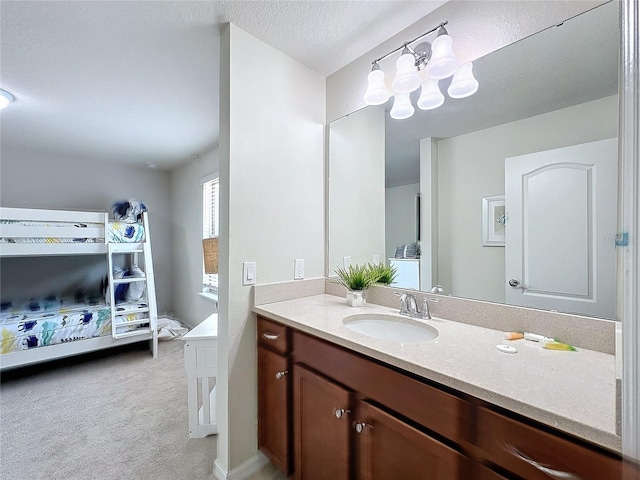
[253, 294, 620, 452]
[183, 313, 218, 340]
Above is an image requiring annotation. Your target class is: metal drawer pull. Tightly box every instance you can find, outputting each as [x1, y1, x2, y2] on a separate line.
[274, 370, 288, 380]
[354, 422, 373, 433]
[504, 444, 581, 480]
[262, 332, 279, 340]
[334, 408, 351, 419]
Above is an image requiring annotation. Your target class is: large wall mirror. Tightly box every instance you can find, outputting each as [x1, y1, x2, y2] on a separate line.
[328, 1, 619, 320]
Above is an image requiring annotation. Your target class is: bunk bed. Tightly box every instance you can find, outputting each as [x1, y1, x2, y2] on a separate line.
[0, 207, 158, 370]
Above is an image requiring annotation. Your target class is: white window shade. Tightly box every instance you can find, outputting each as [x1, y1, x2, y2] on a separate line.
[202, 178, 219, 290]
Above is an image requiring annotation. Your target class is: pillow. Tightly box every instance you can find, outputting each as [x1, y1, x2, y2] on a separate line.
[124, 265, 146, 302]
[112, 199, 148, 224]
[105, 265, 128, 305]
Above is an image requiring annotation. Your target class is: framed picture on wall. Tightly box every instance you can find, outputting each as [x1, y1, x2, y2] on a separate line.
[482, 195, 506, 246]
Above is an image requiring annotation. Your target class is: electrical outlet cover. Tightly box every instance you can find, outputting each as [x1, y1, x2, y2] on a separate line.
[294, 259, 304, 280]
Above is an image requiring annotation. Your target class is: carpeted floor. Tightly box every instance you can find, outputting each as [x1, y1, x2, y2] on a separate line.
[0, 340, 217, 480]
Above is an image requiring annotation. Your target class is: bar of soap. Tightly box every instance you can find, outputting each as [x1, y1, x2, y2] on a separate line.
[496, 344, 518, 354]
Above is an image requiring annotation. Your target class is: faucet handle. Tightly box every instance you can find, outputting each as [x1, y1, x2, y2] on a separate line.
[418, 296, 439, 319]
[394, 292, 410, 315]
[418, 297, 430, 319]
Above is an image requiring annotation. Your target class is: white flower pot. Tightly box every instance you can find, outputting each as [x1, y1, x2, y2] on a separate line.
[346, 290, 366, 307]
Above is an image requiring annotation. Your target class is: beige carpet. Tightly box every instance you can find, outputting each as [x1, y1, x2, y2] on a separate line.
[0, 340, 217, 480]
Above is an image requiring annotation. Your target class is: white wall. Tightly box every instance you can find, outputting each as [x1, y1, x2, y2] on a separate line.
[385, 183, 419, 262]
[217, 23, 325, 473]
[326, 1, 604, 123]
[0, 150, 173, 314]
[329, 106, 385, 274]
[436, 95, 618, 303]
[170, 148, 219, 327]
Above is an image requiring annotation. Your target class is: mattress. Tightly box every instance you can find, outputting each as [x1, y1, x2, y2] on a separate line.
[0, 219, 103, 244]
[106, 222, 145, 243]
[0, 298, 112, 354]
[0, 220, 145, 244]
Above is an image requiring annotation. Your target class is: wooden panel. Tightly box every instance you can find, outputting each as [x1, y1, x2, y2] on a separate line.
[356, 401, 464, 480]
[257, 316, 290, 354]
[476, 406, 622, 480]
[258, 346, 291, 475]
[292, 330, 467, 443]
[471, 463, 509, 480]
[293, 365, 351, 480]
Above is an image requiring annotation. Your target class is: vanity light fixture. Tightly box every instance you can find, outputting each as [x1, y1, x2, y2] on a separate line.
[363, 21, 479, 120]
[0, 88, 15, 110]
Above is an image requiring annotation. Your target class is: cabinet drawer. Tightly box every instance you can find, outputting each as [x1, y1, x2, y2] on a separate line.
[471, 463, 509, 480]
[476, 407, 622, 480]
[257, 316, 289, 354]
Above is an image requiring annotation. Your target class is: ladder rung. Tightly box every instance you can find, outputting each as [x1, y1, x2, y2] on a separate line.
[114, 307, 150, 315]
[109, 243, 145, 253]
[113, 328, 152, 339]
[114, 318, 150, 327]
[113, 277, 146, 284]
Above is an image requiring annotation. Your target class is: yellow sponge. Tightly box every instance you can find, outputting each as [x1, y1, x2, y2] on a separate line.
[542, 341, 577, 351]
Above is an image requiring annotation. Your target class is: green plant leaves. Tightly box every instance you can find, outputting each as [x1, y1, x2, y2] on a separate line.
[332, 262, 398, 290]
[367, 262, 398, 286]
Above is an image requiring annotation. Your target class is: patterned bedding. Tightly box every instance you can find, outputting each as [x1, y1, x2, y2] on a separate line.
[0, 298, 112, 355]
[106, 222, 145, 243]
[0, 220, 145, 244]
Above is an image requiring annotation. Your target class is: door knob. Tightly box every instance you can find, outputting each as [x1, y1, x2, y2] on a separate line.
[508, 279, 528, 289]
[274, 370, 288, 380]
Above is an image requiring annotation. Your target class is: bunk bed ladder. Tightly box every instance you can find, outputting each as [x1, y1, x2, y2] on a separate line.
[107, 213, 158, 358]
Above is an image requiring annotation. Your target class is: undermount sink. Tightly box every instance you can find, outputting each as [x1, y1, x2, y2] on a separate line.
[342, 313, 439, 343]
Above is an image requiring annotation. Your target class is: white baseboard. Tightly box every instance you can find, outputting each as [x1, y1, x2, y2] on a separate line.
[213, 452, 270, 480]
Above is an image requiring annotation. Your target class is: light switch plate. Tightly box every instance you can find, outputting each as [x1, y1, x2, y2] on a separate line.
[294, 259, 304, 280]
[372, 255, 380, 264]
[243, 262, 256, 286]
[343, 256, 351, 269]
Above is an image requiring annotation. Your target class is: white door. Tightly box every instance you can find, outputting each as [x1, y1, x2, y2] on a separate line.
[505, 138, 617, 318]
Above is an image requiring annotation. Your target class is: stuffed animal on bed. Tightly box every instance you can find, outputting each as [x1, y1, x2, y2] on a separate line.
[112, 199, 148, 224]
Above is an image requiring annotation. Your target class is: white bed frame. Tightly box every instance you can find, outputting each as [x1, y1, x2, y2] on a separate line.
[0, 207, 158, 370]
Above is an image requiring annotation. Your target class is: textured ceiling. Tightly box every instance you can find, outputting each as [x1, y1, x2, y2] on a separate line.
[0, 1, 445, 170]
[383, 0, 619, 188]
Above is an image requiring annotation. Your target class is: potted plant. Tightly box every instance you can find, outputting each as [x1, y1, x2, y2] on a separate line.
[367, 262, 398, 286]
[332, 264, 379, 306]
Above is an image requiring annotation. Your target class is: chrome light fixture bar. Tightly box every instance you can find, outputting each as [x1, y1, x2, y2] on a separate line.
[0, 88, 15, 110]
[364, 21, 479, 120]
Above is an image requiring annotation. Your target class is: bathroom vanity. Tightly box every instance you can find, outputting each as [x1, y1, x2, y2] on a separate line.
[255, 294, 625, 479]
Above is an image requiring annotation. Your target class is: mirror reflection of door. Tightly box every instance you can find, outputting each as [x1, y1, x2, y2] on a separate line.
[504, 138, 617, 318]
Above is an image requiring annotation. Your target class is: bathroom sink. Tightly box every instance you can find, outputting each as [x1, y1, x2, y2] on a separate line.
[342, 313, 439, 343]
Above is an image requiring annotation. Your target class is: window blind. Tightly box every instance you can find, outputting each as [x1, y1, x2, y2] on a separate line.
[203, 178, 219, 290]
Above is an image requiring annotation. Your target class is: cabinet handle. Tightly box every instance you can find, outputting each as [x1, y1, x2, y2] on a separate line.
[334, 408, 351, 419]
[354, 422, 373, 433]
[262, 332, 279, 340]
[503, 444, 581, 480]
[274, 370, 288, 380]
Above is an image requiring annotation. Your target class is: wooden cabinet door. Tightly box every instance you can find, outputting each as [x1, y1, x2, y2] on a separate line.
[293, 364, 352, 480]
[258, 346, 291, 475]
[356, 401, 464, 480]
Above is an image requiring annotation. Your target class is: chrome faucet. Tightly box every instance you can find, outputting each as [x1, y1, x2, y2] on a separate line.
[396, 293, 432, 319]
